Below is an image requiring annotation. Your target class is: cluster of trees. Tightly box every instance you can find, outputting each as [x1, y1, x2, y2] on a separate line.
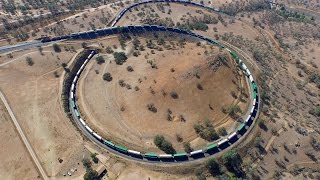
[82, 158, 99, 180]
[154, 135, 176, 154]
[194, 120, 219, 141]
[220, 0, 269, 16]
[197, 149, 243, 179]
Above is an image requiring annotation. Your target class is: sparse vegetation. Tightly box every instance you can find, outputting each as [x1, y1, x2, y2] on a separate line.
[25, 57, 34, 66]
[113, 52, 127, 65]
[53, 43, 61, 52]
[103, 73, 112, 82]
[154, 135, 176, 154]
[194, 120, 219, 141]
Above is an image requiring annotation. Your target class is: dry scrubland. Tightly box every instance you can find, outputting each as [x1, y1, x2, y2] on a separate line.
[0, 101, 39, 180]
[0, 0, 319, 179]
[77, 34, 249, 153]
[0, 45, 87, 178]
[114, 0, 320, 178]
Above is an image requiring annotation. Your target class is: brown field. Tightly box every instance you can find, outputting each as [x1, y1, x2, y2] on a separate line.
[0, 101, 40, 180]
[0, 45, 86, 177]
[76, 34, 249, 153]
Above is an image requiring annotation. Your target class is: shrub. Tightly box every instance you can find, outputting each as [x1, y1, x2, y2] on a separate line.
[197, 83, 204, 90]
[194, 121, 219, 141]
[119, 80, 126, 87]
[309, 105, 320, 117]
[183, 142, 193, 153]
[26, 57, 34, 66]
[127, 66, 134, 72]
[170, 91, 179, 99]
[103, 73, 112, 82]
[96, 56, 105, 64]
[106, 46, 114, 54]
[90, 153, 99, 164]
[113, 52, 127, 65]
[154, 135, 176, 154]
[222, 149, 243, 175]
[206, 158, 221, 175]
[53, 43, 61, 52]
[218, 127, 228, 136]
[147, 103, 157, 113]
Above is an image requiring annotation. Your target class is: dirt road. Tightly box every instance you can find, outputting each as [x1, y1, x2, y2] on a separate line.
[0, 90, 49, 180]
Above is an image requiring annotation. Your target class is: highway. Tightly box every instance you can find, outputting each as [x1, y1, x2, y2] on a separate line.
[0, 91, 49, 180]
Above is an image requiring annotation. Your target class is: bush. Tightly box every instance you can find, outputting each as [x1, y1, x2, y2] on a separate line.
[84, 169, 99, 180]
[309, 106, 320, 117]
[53, 43, 61, 52]
[26, 56, 34, 66]
[113, 52, 127, 65]
[103, 73, 112, 82]
[154, 135, 176, 154]
[183, 142, 193, 153]
[90, 153, 99, 164]
[222, 149, 243, 175]
[147, 103, 157, 113]
[218, 127, 228, 136]
[170, 91, 179, 99]
[206, 158, 221, 175]
[106, 46, 114, 54]
[127, 66, 134, 72]
[96, 56, 105, 64]
[194, 121, 220, 141]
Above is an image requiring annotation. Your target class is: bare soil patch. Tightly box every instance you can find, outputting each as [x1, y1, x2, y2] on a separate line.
[78, 35, 249, 153]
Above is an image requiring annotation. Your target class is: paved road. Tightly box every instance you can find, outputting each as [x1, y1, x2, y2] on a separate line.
[0, 91, 49, 180]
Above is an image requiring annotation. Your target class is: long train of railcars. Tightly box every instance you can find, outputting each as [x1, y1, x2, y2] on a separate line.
[66, 24, 259, 162]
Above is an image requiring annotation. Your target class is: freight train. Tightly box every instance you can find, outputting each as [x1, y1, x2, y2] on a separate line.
[66, 25, 259, 162]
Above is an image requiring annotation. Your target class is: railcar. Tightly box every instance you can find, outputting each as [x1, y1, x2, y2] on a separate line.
[190, 149, 203, 156]
[71, 101, 76, 108]
[79, 118, 86, 126]
[115, 145, 128, 152]
[237, 123, 246, 132]
[74, 109, 80, 117]
[70, 92, 74, 99]
[217, 138, 228, 146]
[206, 143, 218, 152]
[73, 76, 78, 84]
[227, 132, 237, 141]
[144, 153, 158, 159]
[104, 140, 115, 147]
[159, 154, 173, 158]
[93, 132, 102, 141]
[128, 150, 141, 155]
[85, 125, 93, 133]
[71, 84, 75, 92]
[173, 153, 187, 158]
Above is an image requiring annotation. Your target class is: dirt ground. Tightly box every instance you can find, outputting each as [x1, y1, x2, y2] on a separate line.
[76, 35, 249, 153]
[0, 101, 40, 180]
[0, 44, 86, 177]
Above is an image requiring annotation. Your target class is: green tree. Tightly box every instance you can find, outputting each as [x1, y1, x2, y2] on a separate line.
[183, 142, 193, 153]
[154, 135, 176, 154]
[90, 153, 99, 164]
[103, 73, 112, 82]
[218, 127, 228, 136]
[83, 168, 99, 180]
[96, 56, 105, 64]
[53, 43, 61, 52]
[222, 149, 243, 175]
[113, 52, 127, 65]
[206, 158, 220, 175]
